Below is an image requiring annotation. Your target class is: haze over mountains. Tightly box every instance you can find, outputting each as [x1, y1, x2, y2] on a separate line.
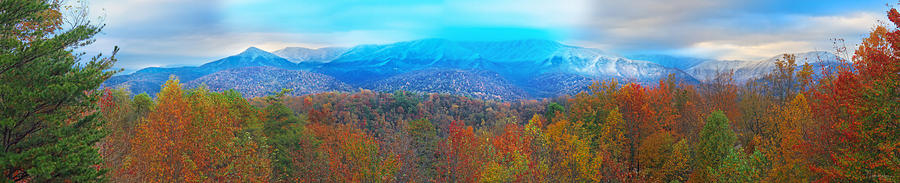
[104, 39, 842, 100]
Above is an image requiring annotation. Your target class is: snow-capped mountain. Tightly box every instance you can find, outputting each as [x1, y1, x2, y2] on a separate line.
[326, 39, 613, 70]
[105, 47, 300, 96]
[317, 39, 696, 86]
[272, 47, 348, 63]
[327, 39, 484, 68]
[105, 39, 704, 98]
[457, 39, 607, 63]
[627, 54, 715, 70]
[103, 38, 838, 100]
[199, 47, 298, 71]
[687, 51, 842, 82]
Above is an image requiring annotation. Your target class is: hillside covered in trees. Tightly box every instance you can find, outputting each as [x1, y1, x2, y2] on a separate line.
[98, 40, 898, 182]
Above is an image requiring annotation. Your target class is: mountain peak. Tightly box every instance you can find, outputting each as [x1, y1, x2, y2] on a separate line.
[238, 47, 269, 55]
[196, 46, 295, 71]
[232, 46, 284, 60]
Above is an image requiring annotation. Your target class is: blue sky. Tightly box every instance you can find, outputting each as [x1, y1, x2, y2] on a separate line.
[77, 0, 893, 72]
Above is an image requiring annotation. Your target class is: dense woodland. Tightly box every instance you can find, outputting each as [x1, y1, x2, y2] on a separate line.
[1, 0, 898, 182]
[97, 34, 898, 182]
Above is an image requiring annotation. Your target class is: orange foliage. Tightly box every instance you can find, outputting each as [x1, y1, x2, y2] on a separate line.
[126, 79, 270, 182]
[308, 123, 398, 182]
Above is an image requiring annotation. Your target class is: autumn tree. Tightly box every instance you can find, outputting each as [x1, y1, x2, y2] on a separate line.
[482, 124, 534, 182]
[637, 131, 676, 181]
[524, 114, 551, 181]
[543, 115, 603, 182]
[597, 108, 628, 180]
[98, 88, 151, 183]
[701, 71, 742, 123]
[766, 54, 799, 101]
[737, 80, 776, 152]
[617, 83, 653, 171]
[126, 79, 190, 181]
[126, 79, 271, 182]
[769, 94, 815, 182]
[808, 8, 900, 181]
[649, 76, 680, 133]
[438, 120, 486, 182]
[664, 139, 692, 182]
[309, 123, 398, 182]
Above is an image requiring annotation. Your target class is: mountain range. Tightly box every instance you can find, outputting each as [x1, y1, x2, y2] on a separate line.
[682, 51, 842, 81]
[103, 39, 843, 100]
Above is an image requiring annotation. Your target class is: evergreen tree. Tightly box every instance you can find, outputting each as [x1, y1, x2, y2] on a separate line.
[694, 110, 737, 181]
[263, 94, 320, 182]
[544, 102, 564, 121]
[0, 0, 116, 181]
[406, 118, 439, 182]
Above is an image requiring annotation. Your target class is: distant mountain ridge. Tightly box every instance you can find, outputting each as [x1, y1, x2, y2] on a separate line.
[314, 39, 698, 88]
[685, 51, 841, 82]
[185, 66, 352, 98]
[104, 39, 841, 100]
[627, 54, 714, 70]
[273, 47, 348, 63]
[104, 47, 301, 95]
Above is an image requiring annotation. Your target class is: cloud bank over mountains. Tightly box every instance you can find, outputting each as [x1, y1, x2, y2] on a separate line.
[77, 0, 889, 72]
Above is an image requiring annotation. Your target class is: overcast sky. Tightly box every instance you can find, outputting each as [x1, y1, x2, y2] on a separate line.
[76, 0, 894, 72]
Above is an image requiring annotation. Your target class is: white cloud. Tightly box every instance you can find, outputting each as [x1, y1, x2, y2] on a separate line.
[75, 0, 890, 71]
[669, 12, 881, 60]
[680, 41, 814, 60]
[83, 29, 423, 71]
[576, 0, 888, 60]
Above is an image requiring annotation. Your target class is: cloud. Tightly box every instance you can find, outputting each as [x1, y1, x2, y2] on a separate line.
[90, 29, 419, 73]
[671, 12, 882, 60]
[82, 0, 592, 71]
[75, 0, 892, 72]
[580, 0, 889, 59]
[90, 0, 226, 37]
[680, 41, 814, 61]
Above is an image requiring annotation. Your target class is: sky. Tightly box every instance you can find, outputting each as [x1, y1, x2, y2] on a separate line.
[75, 0, 894, 72]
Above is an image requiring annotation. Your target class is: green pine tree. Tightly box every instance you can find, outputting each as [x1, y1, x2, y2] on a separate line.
[0, 0, 117, 181]
[406, 118, 439, 182]
[694, 110, 737, 182]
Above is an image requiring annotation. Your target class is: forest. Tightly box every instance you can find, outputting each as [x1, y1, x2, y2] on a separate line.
[1, 0, 898, 182]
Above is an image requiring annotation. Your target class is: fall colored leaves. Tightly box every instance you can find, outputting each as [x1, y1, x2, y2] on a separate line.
[92, 6, 900, 183]
[122, 79, 272, 182]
